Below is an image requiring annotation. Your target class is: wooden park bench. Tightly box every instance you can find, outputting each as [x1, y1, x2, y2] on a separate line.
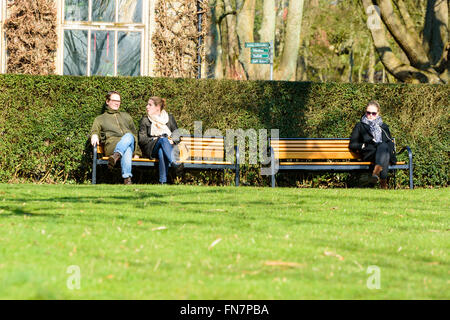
[92, 135, 240, 185]
[269, 138, 413, 189]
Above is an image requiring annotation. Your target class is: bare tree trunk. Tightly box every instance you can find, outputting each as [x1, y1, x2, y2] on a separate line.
[275, 0, 305, 81]
[236, 0, 256, 79]
[358, 43, 369, 82]
[368, 43, 375, 83]
[208, 0, 224, 78]
[257, 0, 276, 80]
[423, 0, 449, 65]
[223, 0, 246, 79]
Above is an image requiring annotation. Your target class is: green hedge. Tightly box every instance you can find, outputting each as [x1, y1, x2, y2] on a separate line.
[0, 74, 448, 187]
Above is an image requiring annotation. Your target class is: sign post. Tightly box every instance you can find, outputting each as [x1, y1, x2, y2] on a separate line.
[245, 41, 274, 80]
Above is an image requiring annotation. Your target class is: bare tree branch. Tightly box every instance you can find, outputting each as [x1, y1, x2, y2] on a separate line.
[396, 0, 418, 36]
[362, 0, 442, 83]
[376, 0, 430, 69]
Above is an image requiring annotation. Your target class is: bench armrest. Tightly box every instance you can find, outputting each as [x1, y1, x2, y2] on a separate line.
[397, 146, 412, 157]
[397, 146, 413, 165]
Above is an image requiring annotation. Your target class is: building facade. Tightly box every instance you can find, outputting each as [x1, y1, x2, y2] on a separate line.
[1, 0, 204, 77]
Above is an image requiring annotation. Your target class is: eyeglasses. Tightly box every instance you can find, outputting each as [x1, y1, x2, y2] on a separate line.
[366, 111, 377, 116]
[109, 99, 121, 103]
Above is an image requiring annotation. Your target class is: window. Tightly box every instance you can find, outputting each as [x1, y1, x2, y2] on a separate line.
[61, 0, 148, 76]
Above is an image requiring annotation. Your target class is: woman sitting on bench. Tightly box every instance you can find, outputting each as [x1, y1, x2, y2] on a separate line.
[138, 96, 183, 184]
[349, 100, 397, 189]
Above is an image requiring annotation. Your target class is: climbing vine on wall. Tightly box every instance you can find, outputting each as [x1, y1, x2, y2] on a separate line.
[4, 0, 57, 75]
[153, 0, 209, 78]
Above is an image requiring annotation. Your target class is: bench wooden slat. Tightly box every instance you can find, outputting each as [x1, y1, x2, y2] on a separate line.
[100, 157, 158, 162]
[274, 151, 360, 159]
[180, 160, 233, 165]
[279, 161, 406, 165]
[181, 138, 225, 144]
[273, 147, 355, 152]
[271, 140, 350, 144]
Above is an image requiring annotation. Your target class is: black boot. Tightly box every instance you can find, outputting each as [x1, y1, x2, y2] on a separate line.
[172, 162, 184, 175]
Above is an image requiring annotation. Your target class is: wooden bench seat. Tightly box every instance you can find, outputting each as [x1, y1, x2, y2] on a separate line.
[92, 135, 240, 185]
[269, 138, 413, 189]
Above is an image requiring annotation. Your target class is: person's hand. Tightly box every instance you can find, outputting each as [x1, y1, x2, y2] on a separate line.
[133, 155, 140, 159]
[91, 134, 99, 146]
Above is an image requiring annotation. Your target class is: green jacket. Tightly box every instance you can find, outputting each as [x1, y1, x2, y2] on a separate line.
[90, 107, 142, 157]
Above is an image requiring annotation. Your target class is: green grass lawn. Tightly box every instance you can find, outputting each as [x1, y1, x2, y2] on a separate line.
[0, 184, 448, 300]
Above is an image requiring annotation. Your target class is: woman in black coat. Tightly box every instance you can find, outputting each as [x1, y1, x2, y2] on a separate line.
[349, 100, 397, 189]
[138, 96, 182, 184]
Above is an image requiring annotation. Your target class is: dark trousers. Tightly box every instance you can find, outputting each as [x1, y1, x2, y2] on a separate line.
[369, 142, 390, 179]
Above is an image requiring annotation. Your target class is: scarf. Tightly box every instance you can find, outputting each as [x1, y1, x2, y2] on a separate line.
[361, 115, 383, 143]
[148, 110, 172, 137]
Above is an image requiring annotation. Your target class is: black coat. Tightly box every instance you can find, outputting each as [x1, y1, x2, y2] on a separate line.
[138, 114, 179, 159]
[349, 121, 397, 164]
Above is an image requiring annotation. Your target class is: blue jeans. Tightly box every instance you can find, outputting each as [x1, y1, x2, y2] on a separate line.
[151, 137, 176, 183]
[114, 133, 135, 179]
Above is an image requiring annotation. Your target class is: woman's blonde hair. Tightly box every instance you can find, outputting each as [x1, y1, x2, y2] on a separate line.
[366, 100, 380, 112]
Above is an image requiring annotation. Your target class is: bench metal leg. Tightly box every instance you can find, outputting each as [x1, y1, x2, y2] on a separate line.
[407, 146, 414, 189]
[270, 147, 276, 188]
[92, 145, 97, 185]
[235, 146, 240, 186]
[409, 162, 414, 189]
[393, 170, 396, 190]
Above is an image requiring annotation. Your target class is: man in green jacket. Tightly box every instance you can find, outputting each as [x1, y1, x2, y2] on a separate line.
[90, 91, 142, 184]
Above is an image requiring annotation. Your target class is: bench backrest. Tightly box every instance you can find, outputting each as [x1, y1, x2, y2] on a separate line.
[179, 136, 227, 161]
[270, 138, 360, 160]
[96, 136, 228, 162]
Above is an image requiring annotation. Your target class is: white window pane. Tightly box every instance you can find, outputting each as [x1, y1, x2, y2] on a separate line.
[117, 31, 141, 76]
[91, 31, 115, 76]
[64, 30, 88, 75]
[65, 0, 89, 21]
[118, 0, 143, 23]
[92, 0, 115, 22]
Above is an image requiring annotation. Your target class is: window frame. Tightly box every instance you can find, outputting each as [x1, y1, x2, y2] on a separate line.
[57, 0, 149, 77]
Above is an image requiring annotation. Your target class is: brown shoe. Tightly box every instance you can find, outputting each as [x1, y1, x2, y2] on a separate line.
[370, 164, 383, 184]
[380, 179, 388, 189]
[124, 177, 132, 185]
[108, 152, 121, 170]
[372, 164, 383, 177]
